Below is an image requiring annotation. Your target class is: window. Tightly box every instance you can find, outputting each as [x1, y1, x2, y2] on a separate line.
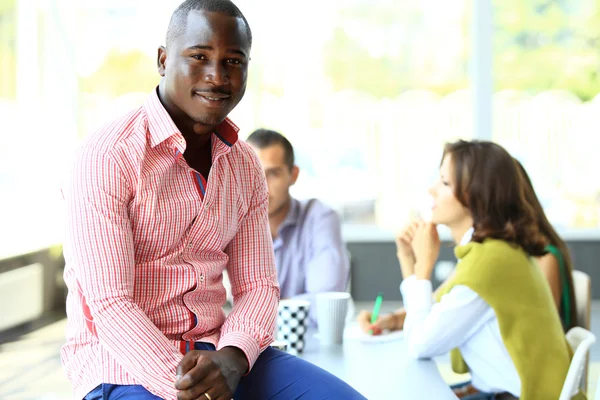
[2, 0, 598, 259]
[492, 0, 600, 229]
[231, 0, 472, 231]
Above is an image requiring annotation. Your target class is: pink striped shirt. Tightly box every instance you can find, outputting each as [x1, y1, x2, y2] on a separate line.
[61, 88, 279, 400]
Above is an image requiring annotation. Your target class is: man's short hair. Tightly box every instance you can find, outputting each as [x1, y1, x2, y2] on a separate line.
[166, 0, 252, 47]
[247, 129, 295, 170]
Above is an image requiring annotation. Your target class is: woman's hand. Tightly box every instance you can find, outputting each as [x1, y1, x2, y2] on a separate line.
[452, 383, 481, 398]
[357, 309, 407, 335]
[396, 220, 420, 260]
[412, 221, 440, 280]
[396, 220, 420, 277]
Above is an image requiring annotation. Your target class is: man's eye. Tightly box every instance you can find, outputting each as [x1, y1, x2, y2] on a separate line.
[227, 59, 242, 65]
[191, 54, 207, 61]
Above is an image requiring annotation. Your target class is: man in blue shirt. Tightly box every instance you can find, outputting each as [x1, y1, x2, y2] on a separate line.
[247, 129, 350, 323]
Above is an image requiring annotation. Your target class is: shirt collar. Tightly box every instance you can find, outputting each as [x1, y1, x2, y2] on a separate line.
[143, 87, 239, 148]
[143, 87, 180, 148]
[277, 198, 301, 233]
[214, 119, 239, 147]
[459, 227, 474, 246]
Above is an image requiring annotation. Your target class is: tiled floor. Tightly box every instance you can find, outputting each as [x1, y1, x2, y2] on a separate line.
[2, 303, 600, 399]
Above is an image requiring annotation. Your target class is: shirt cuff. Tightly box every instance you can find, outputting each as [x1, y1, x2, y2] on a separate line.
[400, 275, 432, 313]
[217, 332, 262, 373]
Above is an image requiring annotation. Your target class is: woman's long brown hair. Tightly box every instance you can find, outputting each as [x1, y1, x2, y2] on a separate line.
[515, 160, 577, 329]
[443, 140, 547, 256]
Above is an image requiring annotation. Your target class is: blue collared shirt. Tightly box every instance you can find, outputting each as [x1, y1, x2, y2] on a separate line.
[274, 198, 350, 322]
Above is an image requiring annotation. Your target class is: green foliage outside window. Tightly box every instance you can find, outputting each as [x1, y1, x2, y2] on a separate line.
[325, 0, 600, 100]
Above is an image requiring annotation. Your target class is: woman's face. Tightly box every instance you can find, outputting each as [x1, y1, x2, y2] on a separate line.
[429, 154, 472, 228]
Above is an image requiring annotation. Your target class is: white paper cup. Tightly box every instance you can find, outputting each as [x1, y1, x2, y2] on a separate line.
[316, 292, 350, 346]
[276, 299, 311, 355]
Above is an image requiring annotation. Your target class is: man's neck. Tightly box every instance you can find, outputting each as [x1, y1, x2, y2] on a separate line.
[269, 197, 292, 239]
[183, 129, 212, 148]
[157, 84, 216, 141]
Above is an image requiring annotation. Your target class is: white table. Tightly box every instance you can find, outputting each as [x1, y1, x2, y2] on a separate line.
[299, 325, 458, 399]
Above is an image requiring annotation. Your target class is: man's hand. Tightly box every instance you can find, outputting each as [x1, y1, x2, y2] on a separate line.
[175, 346, 248, 400]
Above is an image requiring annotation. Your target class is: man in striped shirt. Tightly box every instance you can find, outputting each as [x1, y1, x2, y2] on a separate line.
[61, 1, 366, 399]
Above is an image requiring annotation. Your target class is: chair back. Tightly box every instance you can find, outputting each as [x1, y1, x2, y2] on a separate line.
[573, 270, 591, 330]
[559, 327, 596, 400]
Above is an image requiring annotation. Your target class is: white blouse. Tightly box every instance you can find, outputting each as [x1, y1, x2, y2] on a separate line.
[400, 229, 521, 396]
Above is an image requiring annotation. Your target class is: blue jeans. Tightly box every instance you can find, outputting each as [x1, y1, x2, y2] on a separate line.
[84, 342, 365, 399]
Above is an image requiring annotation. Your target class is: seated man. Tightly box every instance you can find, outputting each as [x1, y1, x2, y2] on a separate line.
[247, 129, 350, 323]
[61, 1, 365, 399]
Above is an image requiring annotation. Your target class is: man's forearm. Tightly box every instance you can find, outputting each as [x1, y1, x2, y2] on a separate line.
[219, 283, 279, 370]
[84, 295, 183, 398]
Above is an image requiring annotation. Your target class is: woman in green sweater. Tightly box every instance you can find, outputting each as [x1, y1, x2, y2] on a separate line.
[396, 140, 581, 400]
[358, 159, 577, 335]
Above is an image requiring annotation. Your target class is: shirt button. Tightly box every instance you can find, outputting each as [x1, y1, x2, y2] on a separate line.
[199, 275, 205, 283]
[188, 243, 193, 248]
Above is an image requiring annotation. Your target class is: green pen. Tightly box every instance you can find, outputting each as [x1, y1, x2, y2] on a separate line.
[369, 292, 384, 335]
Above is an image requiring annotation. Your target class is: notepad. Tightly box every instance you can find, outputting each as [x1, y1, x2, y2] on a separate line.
[343, 324, 404, 344]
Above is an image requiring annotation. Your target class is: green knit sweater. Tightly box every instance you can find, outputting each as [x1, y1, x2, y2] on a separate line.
[435, 239, 584, 400]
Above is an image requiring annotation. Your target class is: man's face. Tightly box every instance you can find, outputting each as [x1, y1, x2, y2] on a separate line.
[158, 10, 250, 127]
[252, 144, 299, 217]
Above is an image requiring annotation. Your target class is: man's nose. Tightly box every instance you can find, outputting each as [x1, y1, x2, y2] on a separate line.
[204, 61, 230, 86]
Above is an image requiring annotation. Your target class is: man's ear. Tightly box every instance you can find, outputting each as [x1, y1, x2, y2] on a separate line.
[290, 165, 300, 185]
[157, 46, 167, 76]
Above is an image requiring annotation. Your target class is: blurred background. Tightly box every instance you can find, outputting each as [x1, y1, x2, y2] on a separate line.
[2, 0, 600, 257]
[1, 0, 600, 396]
